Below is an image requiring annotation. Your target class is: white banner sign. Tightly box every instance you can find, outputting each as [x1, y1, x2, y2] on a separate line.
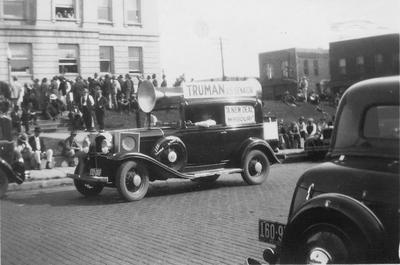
[263, 121, 279, 140]
[225, 105, 255, 125]
[183, 79, 260, 99]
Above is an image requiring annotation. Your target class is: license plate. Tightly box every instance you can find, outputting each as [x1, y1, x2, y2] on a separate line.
[89, 168, 102, 176]
[259, 219, 285, 245]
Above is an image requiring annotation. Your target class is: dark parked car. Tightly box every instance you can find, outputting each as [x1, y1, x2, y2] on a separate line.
[0, 115, 28, 198]
[68, 79, 280, 201]
[251, 76, 399, 264]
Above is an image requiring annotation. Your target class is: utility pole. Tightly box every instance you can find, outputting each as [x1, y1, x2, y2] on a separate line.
[219, 37, 226, 81]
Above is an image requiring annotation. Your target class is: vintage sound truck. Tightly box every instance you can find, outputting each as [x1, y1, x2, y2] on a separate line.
[68, 79, 280, 201]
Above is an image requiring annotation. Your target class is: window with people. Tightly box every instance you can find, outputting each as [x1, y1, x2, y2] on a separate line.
[55, 0, 76, 20]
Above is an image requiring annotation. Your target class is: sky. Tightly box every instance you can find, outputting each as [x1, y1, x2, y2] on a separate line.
[158, 0, 400, 82]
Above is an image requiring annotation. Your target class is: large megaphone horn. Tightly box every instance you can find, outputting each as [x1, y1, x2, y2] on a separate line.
[138, 80, 183, 113]
[137, 80, 159, 113]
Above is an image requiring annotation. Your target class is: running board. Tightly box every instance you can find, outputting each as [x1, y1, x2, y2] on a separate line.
[187, 168, 243, 181]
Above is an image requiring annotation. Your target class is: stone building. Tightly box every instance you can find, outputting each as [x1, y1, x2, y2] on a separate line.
[259, 48, 329, 99]
[0, 0, 160, 83]
[329, 33, 399, 94]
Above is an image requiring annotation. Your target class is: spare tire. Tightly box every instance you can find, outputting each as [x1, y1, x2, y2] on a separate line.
[151, 136, 187, 171]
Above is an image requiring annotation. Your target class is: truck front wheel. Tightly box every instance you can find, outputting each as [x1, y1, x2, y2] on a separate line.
[116, 161, 149, 202]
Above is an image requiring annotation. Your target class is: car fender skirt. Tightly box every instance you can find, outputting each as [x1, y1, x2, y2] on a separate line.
[283, 193, 385, 259]
[239, 138, 280, 165]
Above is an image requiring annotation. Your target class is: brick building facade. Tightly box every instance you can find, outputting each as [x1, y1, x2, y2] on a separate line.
[0, 0, 160, 84]
[259, 48, 329, 99]
[329, 33, 399, 93]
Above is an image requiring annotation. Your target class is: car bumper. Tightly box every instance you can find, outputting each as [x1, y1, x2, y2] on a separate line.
[67, 173, 109, 183]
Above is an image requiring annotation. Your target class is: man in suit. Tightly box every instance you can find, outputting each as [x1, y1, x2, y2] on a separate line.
[94, 88, 107, 132]
[80, 88, 95, 132]
[28, 127, 53, 169]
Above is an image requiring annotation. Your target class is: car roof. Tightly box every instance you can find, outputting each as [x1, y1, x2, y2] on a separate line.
[331, 76, 399, 158]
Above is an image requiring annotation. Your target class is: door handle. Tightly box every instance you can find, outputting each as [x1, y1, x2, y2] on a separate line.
[220, 131, 227, 135]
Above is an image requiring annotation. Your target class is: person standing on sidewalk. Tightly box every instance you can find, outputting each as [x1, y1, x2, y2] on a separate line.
[28, 127, 53, 169]
[298, 116, 307, 148]
[94, 88, 107, 132]
[80, 88, 95, 132]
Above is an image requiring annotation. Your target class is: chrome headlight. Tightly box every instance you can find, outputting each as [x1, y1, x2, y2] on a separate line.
[121, 136, 136, 152]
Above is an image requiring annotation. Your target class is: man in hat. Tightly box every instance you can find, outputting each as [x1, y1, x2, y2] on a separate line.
[80, 88, 95, 132]
[94, 88, 107, 132]
[61, 130, 84, 167]
[28, 127, 53, 169]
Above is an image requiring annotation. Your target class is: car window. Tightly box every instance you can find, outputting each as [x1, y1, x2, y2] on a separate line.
[363, 105, 399, 139]
[185, 105, 223, 125]
[152, 108, 181, 128]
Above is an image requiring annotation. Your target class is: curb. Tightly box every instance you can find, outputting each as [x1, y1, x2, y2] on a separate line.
[9, 178, 73, 191]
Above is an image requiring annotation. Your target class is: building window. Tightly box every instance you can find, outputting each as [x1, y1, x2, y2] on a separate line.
[303, 60, 309, 75]
[98, 0, 112, 22]
[339, 58, 346, 75]
[59, 44, 79, 74]
[313, 60, 319, 75]
[374, 53, 384, 73]
[281, 61, 289, 78]
[356, 56, 365, 74]
[265, 63, 273, 79]
[9, 43, 32, 74]
[128, 47, 143, 73]
[4, 0, 26, 19]
[55, 0, 75, 19]
[100, 46, 113, 73]
[126, 0, 141, 24]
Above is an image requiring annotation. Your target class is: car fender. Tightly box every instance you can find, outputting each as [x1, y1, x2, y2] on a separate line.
[110, 152, 191, 181]
[0, 158, 16, 182]
[284, 193, 385, 255]
[238, 137, 280, 165]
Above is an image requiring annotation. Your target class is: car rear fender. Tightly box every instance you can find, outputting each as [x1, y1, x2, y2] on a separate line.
[284, 193, 385, 254]
[238, 137, 280, 166]
[111, 152, 190, 181]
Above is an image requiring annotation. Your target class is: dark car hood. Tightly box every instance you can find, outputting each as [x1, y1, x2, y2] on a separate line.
[297, 157, 398, 206]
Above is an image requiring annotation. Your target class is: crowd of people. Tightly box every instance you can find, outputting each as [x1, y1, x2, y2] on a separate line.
[277, 116, 334, 150]
[0, 72, 178, 169]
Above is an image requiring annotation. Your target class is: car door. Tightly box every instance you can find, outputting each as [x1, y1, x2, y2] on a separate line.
[180, 104, 225, 165]
[221, 103, 263, 161]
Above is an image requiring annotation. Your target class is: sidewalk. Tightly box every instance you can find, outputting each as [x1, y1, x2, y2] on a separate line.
[8, 167, 74, 192]
[7, 148, 306, 192]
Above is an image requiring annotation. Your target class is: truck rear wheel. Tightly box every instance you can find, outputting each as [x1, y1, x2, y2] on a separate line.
[116, 161, 149, 201]
[241, 150, 270, 185]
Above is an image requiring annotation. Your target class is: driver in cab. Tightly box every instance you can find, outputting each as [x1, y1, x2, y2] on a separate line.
[187, 113, 216, 128]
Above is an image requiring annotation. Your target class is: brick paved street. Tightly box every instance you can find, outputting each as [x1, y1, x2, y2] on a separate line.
[1, 162, 318, 265]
